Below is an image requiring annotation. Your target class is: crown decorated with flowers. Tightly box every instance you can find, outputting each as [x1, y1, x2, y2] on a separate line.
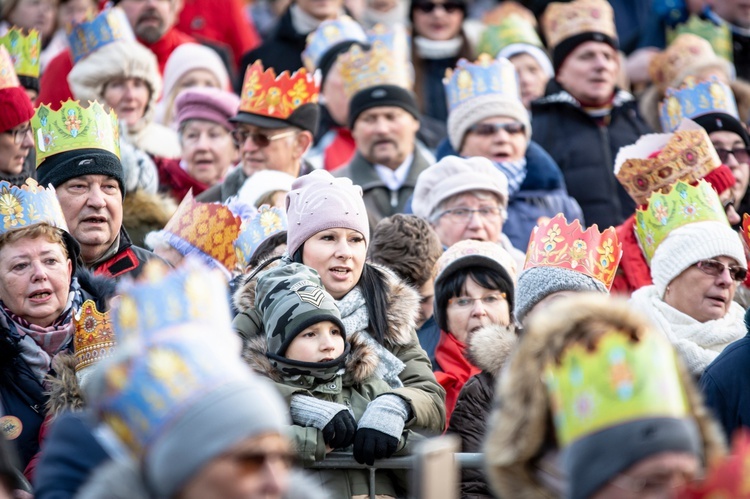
[74, 300, 116, 372]
[444, 54, 520, 112]
[523, 213, 622, 290]
[0, 179, 68, 236]
[541, 0, 616, 50]
[614, 124, 721, 206]
[302, 16, 367, 72]
[0, 28, 39, 78]
[238, 62, 319, 120]
[234, 205, 287, 272]
[66, 8, 134, 63]
[635, 180, 728, 264]
[0, 45, 20, 91]
[477, 15, 544, 57]
[544, 329, 690, 447]
[667, 15, 732, 63]
[659, 77, 739, 132]
[338, 24, 412, 98]
[649, 34, 720, 93]
[32, 100, 121, 168]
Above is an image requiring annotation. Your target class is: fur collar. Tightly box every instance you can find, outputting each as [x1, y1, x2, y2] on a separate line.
[45, 352, 85, 416]
[465, 324, 518, 377]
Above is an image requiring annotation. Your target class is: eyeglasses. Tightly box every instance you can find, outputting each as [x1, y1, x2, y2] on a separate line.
[3, 125, 31, 145]
[715, 147, 750, 164]
[223, 449, 298, 473]
[466, 122, 526, 137]
[231, 129, 297, 148]
[695, 258, 747, 281]
[448, 293, 507, 310]
[437, 207, 503, 223]
[413, 1, 464, 13]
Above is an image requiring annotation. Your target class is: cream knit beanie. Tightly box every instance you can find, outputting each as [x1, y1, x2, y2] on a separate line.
[447, 93, 531, 151]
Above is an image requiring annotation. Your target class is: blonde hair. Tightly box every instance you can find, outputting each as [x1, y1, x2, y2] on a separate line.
[0, 224, 68, 259]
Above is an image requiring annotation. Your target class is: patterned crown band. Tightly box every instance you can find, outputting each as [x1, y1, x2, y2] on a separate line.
[0, 179, 68, 235]
[649, 34, 722, 93]
[541, 0, 617, 50]
[302, 15, 367, 72]
[66, 8, 134, 63]
[234, 204, 288, 272]
[667, 15, 733, 63]
[0, 45, 20, 90]
[523, 213, 622, 290]
[660, 77, 739, 133]
[0, 28, 40, 78]
[238, 61, 320, 120]
[74, 300, 116, 372]
[477, 15, 544, 57]
[444, 54, 520, 112]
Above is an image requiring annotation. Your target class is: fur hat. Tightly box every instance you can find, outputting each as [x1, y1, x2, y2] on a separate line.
[447, 93, 531, 152]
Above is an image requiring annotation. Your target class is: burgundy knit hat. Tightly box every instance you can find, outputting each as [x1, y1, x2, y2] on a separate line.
[0, 86, 33, 133]
[174, 87, 241, 132]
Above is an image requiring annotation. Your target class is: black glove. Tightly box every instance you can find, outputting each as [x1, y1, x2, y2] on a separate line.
[352, 428, 399, 465]
[321, 409, 357, 449]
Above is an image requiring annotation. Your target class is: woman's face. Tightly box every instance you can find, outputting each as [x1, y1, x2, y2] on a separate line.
[181, 119, 237, 186]
[510, 53, 549, 109]
[57, 0, 95, 27]
[302, 228, 367, 300]
[0, 122, 34, 176]
[411, 0, 464, 41]
[9, 0, 56, 39]
[0, 236, 72, 327]
[431, 192, 504, 248]
[174, 68, 222, 94]
[445, 275, 510, 344]
[459, 116, 528, 163]
[664, 255, 741, 323]
[102, 77, 151, 127]
[710, 130, 750, 206]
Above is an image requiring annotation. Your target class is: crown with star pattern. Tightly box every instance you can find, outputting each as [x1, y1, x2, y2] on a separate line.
[0, 178, 68, 235]
[234, 205, 287, 272]
[74, 300, 116, 372]
[443, 54, 520, 112]
[302, 15, 367, 72]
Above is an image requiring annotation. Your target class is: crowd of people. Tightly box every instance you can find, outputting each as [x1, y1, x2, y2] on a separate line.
[3, 0, 750, 498]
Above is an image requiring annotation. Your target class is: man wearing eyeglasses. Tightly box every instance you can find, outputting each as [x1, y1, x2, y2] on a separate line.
[0, 59, 35, 185]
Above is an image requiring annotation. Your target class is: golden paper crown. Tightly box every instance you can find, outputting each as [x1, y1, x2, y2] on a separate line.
[659, 76, 739, 133]
[482, 1, 537, 27]
[477, 16, 544, 57]
[0, 28, 40, 78]
[523, 213, 622, 290]
[0, 45, 20, 90]
[541, 0, 616, 50]
[444, 54, 520, 112]
[634, 180, 728, 264]
[544, 329, 690, 447]
[649, 34, 723, 92]
[0, 179, 69, 236]
[66, 8, 134, 63]
[614, 123, 721, 206]
[238, 62, 319, 120]
[667, 15, 733, 63]
[74, 300, 116, 372]
[31, 100, 121, 168]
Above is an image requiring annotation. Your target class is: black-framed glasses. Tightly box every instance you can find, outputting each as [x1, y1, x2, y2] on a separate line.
[467, 122, 526, 137]
[413, 1, 464, 13]
[448, 293, 507, 310]
[695, 258, 747, 281]
[3, 125, 31, 145]
[231, 129, 296, 148]
[715, 147, 750, 164]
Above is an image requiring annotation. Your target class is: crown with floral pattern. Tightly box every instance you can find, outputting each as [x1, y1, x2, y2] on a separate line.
[614, 123, 721, 206]
[74, 300, 116, 372]
[649, 34, 723, 93]
[541, 0, 617, 50]
[544, 329, 690, 447]
[66, 8, 134, 63]
[0, 28, 39, 78]
[443, 54, 520, 112]
[0, 178, 68, 235]
[238, 62, 320, 120]
[234, 205, 287, 272]
[523, 213, 622, 291]
[477, 15, 544, 58]
[31, 100, 121, 168]
[667, 15, 732, 63]
[0, 45, 20, 90]
[302, 15, 367, 72]
[635, 180, 728, 264]
[741, 214, 750, 259]
[659, 77, 739, 132]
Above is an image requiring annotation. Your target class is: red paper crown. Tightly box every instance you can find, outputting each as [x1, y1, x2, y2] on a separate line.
[678, 431, 750, 498]
[74, 300, 116, 372]
[238, 61, 319, 120]
[524, 213, 622, 290]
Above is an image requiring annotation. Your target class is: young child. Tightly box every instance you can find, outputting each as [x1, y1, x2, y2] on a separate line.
[246, 262, 414, 498]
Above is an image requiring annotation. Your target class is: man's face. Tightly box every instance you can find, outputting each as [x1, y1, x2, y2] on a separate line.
[556, 41, 619, 106]
[295, 0, 342, 21]
[233, 124, 309, 178]
[118, 0, 183, 44]
[710, 130, 750, 206]
[351, 106, 420, 170]
[710, 0, 750, 28]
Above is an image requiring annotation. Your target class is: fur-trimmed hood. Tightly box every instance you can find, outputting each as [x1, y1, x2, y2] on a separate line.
[483, 294, 727, 499]
[46, 353, 85, 416]
[465, 324, 518, 377]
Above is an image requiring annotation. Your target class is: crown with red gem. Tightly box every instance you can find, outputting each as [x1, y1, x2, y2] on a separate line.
[523, 213, 622, 291]
[237, 62, 320, 121]
[74, 300, 116, 372]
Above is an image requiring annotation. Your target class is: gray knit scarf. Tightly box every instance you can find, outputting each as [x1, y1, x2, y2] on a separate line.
[493, 158, 527, 198]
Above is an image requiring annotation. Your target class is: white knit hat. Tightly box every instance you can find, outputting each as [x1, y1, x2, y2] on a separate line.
[446, 93, 531, 151]
[237, 169, 296, 208]
[497, 43, 554, 78]
[651, 221, 747, 297]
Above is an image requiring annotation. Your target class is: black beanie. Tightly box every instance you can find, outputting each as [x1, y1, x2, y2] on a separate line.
[18, 75, 39, 95]
[37, 149, 125, 197]
[409, 0, 467, 23]
[694, 112, 750, 147]
[552, 32, 619, 73]
[348, 84, 420, 129]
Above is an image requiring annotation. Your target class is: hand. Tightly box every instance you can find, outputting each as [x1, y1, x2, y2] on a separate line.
[353, 428, 399, 465]
[321, 409, 357, 449]
[351, 395, 410, 465]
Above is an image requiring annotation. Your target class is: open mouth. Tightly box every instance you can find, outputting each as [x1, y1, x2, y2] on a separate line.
[82, 215, 107, 225]
[319, 357, 334, 363]
[29, 291, 51, 300]
[330, 267, 351, 276]
[707, 295, 727, 306]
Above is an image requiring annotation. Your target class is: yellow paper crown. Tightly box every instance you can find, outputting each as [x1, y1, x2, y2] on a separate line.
[0, 45, 20, 90]
[477, 15, 545, 57]
[634, 180, 728, 264]
[649, 34, 722, 93]
[238, 62, 320, 120]
[542, 0, 617, 50]
[659, 77, 739, 133]
[31, 100, 121, 168]
[74, 300, 116, 372]
[544, 329, 690, 447]
[0, 28, 39, 78]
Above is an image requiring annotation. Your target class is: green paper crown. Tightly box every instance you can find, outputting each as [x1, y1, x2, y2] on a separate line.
[0, 28, 39, 78]
[667, 15, 733, 62]
[634, 180, 728, 264]
[477, 14, 543, 57]
[31, 100, 121, 168]
[544, 330, 690, 447]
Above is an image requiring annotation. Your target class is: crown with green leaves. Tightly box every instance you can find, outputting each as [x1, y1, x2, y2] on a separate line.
[667, 15, 733, 62]
[0, 28, 40, 78]
[477, 14, 544, 57]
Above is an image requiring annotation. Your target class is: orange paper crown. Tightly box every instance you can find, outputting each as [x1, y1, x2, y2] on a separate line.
[678, 431, 750, 498]
[483, 1, 537, 27]
[238, 61, 319, 120]
[523, 213, 622, 290]
[0, 45, 20, 90]
[649, 34, 726, 93]
[74, 300, 116, 372]
[741, 213, 750, 254]
[542, 0, 616, 50]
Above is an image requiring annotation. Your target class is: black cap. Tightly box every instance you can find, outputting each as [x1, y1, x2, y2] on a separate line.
[37, 149, 125, 198]
[230, 103, 320, 136]
[552, 32, 619, 72]
[694, 112, 750, 147]
[348, 84, 420, 129]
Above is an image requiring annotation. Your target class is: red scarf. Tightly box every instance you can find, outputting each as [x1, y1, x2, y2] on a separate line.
[141, 28, 196, 74]
[434, 330, 481, 427]
[324, 128, 356, 172]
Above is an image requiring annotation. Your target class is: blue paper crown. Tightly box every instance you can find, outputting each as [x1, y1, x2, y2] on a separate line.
[443, 54, 520, 112]
[659, 76, 739, 132]
[66, 8, 134, 63]
[234, 205, 288, 271]
[0, 179, 69, 235]
[302, 15, 367, 72]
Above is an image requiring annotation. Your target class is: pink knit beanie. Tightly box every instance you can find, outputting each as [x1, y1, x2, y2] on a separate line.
[174, 87, 241, 132]
[285, 169, 369, 257]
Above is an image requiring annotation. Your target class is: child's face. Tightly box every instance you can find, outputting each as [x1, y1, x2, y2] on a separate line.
[285, 320, 345, 363]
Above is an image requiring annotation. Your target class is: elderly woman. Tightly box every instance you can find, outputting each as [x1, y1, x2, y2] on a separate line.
[629, 180, 747, 377]
[233, 170, 446, 464]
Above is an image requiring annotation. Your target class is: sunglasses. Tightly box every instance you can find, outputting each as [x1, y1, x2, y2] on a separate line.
[414, 1, 464, 13]
[715, 147, 750, 164]
[231, 129, 296, 148]
[467, 122, 526, 136]
[695, 258, 748, 282]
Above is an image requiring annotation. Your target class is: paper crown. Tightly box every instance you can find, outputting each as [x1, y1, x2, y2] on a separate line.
[649, 34, 724, 93]
[544, 329, 689, 447]
[0, 28, 39, 79]
[635, 180, 728, 264]
[66, 8, 134, 63]
[0, 179, 68, 235]
[160, 191, 242, 275]
[338, 24, 412, 98]
[678, 431, 750, 498]
[302, 16, 367, 72]
[742, 214, 750, 254]
[238, 61, 320, 120]
[659, 77, 739, 132]
[74, 300, 116, 372]
[113, 259, 232, 342]
[0, 45, 20, 91]
[31, 100, 121, 168]
[614, 123, 722, 206]
[234, 205, 288, 271]
[443, 54, 520, 112]
[483, 1, 537, 27]
[667, 15, 733, 63]
[523, 213, 622, 291]
[477, 15, 544, 58]
[541, 0, 617, 50]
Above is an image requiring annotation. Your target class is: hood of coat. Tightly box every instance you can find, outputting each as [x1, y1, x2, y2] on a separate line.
[465, 324, 518, 377]
[45, 352, 86, 416]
